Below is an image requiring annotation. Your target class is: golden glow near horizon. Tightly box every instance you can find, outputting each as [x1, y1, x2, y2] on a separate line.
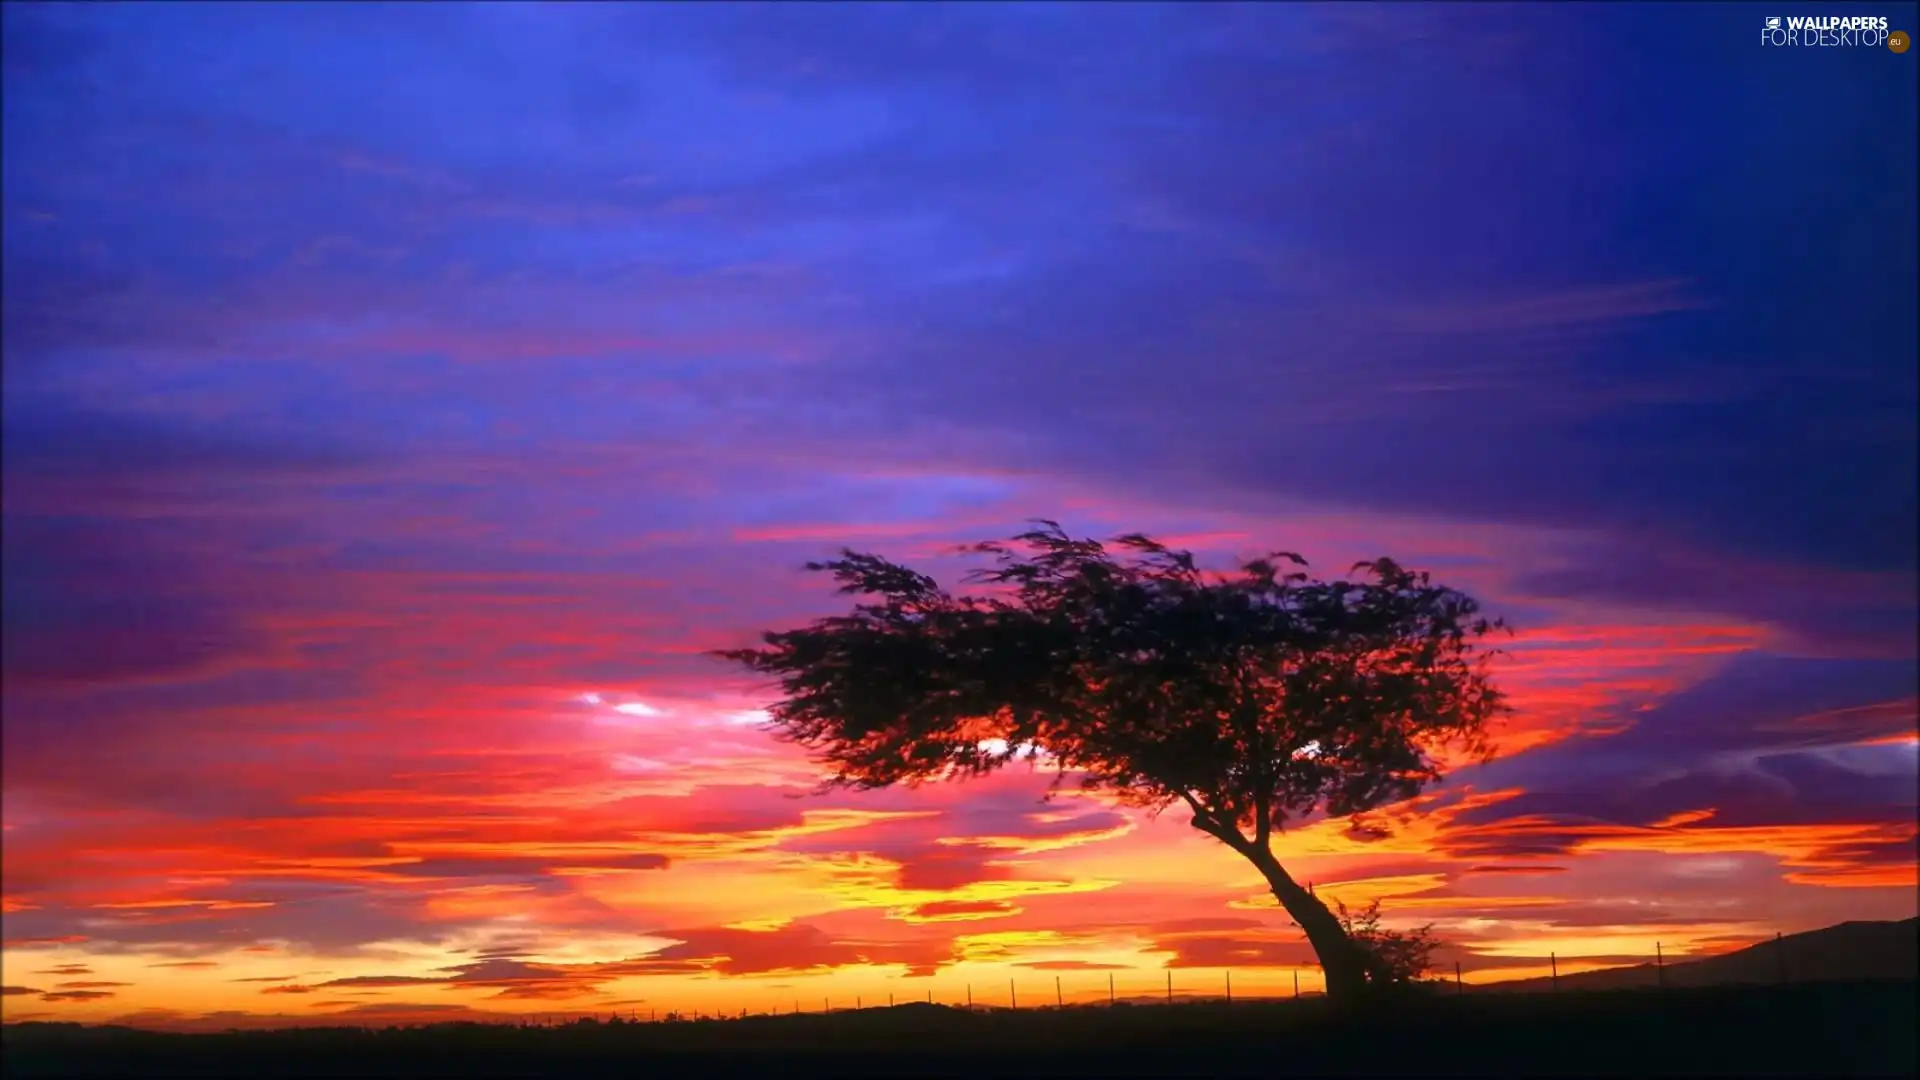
[5, 671, 1914, 1030]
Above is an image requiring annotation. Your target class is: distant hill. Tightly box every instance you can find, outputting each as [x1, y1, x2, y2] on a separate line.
[1481, 917, 1918, 993]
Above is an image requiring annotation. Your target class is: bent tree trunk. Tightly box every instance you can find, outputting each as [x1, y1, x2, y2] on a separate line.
[1247, 847, 1369, 1003]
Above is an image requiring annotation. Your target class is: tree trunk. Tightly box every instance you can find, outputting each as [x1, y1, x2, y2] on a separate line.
[1247, 846, 1369, 1004]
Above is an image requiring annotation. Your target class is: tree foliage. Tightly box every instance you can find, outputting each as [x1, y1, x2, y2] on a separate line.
[716, 521, 1507, 1002]
[1335, 898, 1442, 988]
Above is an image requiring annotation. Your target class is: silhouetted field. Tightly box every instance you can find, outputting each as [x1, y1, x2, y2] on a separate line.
[6, 979, 1915, 1077]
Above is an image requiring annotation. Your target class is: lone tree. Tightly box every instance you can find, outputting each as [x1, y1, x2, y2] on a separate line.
[717, 522, 1506, 1004]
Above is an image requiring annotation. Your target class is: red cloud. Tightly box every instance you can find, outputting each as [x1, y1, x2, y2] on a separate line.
[1154, 931, 1319, 969]
[1148, 917, 1268, 934]
[897, 900, 1024, 923]
[893, 846, 1018, 892]
[1014, 960, 1131, 971]
[224, 928, 961, 1008]
[641, 923, 868, 977]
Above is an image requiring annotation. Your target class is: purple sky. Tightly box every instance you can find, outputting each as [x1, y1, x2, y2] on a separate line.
[2, 1, 1915, 1028]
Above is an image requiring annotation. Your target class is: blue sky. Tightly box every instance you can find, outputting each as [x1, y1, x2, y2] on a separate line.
[2, 1, 1915, 1028]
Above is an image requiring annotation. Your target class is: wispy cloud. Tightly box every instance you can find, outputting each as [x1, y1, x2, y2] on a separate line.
[2, 0, 1911, 1027]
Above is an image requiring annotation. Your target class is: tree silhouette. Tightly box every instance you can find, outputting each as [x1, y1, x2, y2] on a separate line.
[717, 522, 1506, 1004]
[1335, 897, 1442, 989]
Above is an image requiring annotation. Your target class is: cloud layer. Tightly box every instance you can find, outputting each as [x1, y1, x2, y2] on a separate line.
[3, 2, 1914, 1027]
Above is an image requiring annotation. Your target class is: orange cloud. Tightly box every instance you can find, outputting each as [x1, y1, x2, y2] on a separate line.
[893, 900, 1025, 923]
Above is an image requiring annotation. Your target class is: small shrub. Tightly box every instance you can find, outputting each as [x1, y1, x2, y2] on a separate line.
[1334, 898, 1441, 988]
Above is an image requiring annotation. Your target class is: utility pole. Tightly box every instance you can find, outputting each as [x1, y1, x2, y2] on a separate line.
[1293, 970, 1300, 999]
[1056, 975, 1063, 1008]
[1165, 970, 1173, 1005]
[1550, 952, 1558, 991]
[1108, 972, 1115, 1005]
[1010, 980, 1017, 1009]
[1656, 943, 1666, 989]
[1225, 970, 1232, 1004]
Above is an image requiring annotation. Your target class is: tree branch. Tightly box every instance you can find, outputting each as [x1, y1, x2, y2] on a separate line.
[1178, 789, 1249, 853]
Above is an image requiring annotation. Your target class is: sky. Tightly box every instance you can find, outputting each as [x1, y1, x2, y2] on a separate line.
[2, 1, 1916, 1030]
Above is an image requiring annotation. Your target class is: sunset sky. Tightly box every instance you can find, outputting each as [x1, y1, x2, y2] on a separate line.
[3, 2, 1915, 1031]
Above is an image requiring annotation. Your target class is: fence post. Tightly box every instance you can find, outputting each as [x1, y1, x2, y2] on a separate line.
[1455, 961, 1463, 993]
[1655, 943, 1665, 989]
[1166, 969, 1173, 1005]
[1109, 972, 1115, 1006]
[889, 991, 894, 1008]
[1056, 976, 1063, 1008]
[1550, 952, 1558, 991]
[1010, 980, 1017, 1009]
[1225, 969, 1232, 1005]
[824, 997, 829, 1013]
[967, 984, 973, 1009]
[1293, 970, 1300, 999]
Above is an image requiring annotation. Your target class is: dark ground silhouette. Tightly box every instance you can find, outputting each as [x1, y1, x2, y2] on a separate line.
[1481, 917, 1918, 993]
[7, 980, 1914, 1077]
